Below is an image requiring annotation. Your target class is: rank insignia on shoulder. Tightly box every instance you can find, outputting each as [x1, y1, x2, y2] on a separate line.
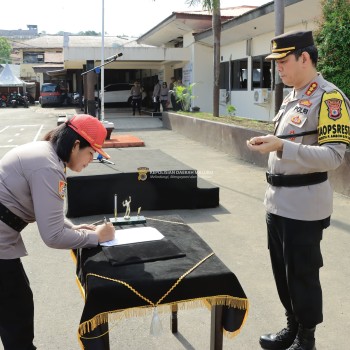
[305, 82, 318, 96]
[58, 180, 67, 199]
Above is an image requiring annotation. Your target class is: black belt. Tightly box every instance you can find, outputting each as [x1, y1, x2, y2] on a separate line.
[266, 172, 328, 187]
[0, 202, 28, 232]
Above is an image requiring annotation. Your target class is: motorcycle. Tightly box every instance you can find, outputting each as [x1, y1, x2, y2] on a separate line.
[9, 92, 29, 108]
[0, 93, 7, 107]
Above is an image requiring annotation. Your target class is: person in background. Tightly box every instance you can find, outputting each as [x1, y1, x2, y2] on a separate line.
[169, 76, 177, 111]
[247, 31, 350, 350]
[175, 78, 184, 111]
[0, 114, 115, 350]
[152, 79, 161, 112]
[160, 81, 169, 112]
[130, 80, 143, 116]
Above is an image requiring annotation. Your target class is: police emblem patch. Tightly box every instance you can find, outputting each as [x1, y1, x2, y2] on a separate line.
[58, 180, 67, 199]
[325, 98, 342, 120]
[137, 167, 149, 181]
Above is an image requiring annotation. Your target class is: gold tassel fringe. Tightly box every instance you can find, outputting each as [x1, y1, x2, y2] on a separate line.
[78, 295, 249, 339]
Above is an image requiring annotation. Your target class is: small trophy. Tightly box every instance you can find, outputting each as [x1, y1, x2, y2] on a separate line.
[109, 194, 146, 225]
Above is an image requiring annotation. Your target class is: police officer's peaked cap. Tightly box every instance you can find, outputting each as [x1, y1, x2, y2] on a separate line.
[266, 30, 314, 60]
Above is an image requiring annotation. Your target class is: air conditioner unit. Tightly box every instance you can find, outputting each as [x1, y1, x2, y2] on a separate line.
[283, 88, 293, 99]
[253, 88, 269, 104]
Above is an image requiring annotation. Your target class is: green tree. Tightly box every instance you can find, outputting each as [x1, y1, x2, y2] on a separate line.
[187, 0, 221, 117]
[315, 0, 350, 98]
[0, 37, 11, 64]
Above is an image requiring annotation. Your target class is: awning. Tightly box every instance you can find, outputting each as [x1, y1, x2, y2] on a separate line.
[32, 65, 64, 74]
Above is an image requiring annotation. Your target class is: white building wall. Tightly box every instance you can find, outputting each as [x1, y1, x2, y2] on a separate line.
[191, 43, 214, 113]
[215, 22, 319, 121]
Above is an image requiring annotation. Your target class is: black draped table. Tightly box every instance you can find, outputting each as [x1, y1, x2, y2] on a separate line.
[72, 215, 249, 350]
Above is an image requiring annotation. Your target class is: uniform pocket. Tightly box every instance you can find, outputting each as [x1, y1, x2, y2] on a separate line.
[293, 244, 323, 277]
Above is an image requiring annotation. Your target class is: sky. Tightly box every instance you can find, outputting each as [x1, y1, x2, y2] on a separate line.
[1, 0, 270, 38]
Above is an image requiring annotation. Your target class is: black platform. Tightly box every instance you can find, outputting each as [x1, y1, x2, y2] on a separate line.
[65, 149, 219, 218]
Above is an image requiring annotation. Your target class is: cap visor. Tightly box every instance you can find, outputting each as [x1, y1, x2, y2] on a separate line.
[265, 51, 290, 60]
[92, 146, 110, 159]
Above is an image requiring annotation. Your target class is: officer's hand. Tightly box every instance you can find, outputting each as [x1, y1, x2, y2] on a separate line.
[246, 135, 284, 154]
[95, 223, 115, 243]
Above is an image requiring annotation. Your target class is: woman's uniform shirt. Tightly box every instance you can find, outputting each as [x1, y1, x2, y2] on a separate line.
[160, 86, 169, 101]
[0, 141, 98, 259]
[265, 74, 350, 221]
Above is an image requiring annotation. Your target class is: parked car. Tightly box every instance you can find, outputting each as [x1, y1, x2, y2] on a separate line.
[39, 83, 63, 107]
[98, 83, 145, 105]
[97, 83, 131, 105]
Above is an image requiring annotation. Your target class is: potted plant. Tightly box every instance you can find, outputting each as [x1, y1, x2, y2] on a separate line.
[173, 82, 197, 112]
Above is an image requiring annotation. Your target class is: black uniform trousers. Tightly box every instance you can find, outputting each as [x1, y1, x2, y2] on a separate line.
[0, 258, 36, 350]
[266, 212, 329, 328]
[131, 97, 141, 114]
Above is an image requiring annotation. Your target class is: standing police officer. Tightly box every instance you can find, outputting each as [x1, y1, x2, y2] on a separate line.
[247, 31, 350, 350]
[130, 80, 143, 115]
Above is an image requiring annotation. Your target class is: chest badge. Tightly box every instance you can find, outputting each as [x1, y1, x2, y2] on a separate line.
[288, 114, 307, 128]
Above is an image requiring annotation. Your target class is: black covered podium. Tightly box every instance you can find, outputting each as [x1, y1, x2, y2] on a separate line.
[72, 215, 248, 350]
[66, 149, 219, 218]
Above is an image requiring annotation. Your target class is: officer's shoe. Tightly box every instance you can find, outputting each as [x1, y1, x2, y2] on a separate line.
[259, 313, 298, 350]
[286, 325, 316, 350]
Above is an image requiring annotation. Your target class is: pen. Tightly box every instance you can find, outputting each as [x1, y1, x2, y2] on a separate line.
[104, 216, 108, 225]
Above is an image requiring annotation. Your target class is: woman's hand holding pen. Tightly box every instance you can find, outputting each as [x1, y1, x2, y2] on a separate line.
[95, 221, 115, 243]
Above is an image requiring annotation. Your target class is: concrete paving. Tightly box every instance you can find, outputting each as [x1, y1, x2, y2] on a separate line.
[0, 105, 349, 350]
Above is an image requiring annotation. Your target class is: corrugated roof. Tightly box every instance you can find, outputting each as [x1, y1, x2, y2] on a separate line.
[12, 35, 132, 49]
[175, 5, 257, 17]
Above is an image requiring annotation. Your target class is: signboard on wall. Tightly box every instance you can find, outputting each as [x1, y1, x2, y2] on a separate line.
[182, 63, 192, 86]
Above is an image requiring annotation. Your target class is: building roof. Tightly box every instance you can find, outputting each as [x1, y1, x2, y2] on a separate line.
[137, 6, 257, 46]
[194, 0, 319, 46]
[12, 35, 132, 49]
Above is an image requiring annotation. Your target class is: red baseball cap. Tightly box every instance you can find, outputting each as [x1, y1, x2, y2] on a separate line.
[67, 114, 110, 159]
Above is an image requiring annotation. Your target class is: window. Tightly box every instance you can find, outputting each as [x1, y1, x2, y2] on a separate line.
[251, 56, 271, 89]
[23, 52, 45, 64]
[220, 59, 248, 91]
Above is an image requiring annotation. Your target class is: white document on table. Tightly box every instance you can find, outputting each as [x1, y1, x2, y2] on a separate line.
[100, 226, 164, 247]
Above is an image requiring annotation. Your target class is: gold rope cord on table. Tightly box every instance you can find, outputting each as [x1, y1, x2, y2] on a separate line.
[78, 251, 248, 340]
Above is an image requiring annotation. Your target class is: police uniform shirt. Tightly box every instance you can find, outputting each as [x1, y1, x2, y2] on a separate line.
[160, 86, 169, 101]
[265, 73, 350, 221]
[130, 85, 142, 99]
[0, 141, 98, 259]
